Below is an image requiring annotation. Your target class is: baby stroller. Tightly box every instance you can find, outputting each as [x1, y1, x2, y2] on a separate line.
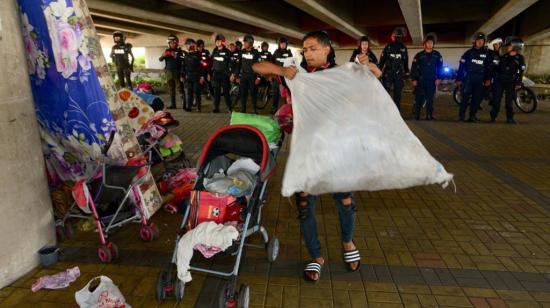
[157, 125, 282, 307]
[61, 134, 160, 263]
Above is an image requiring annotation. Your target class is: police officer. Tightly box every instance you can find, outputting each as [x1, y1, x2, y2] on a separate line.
[159, 34, 185, 109]
[379, 27, 409, 110]
[349, 35, 378, 65]
[487, 37, 503, 108]
[110, 31, 134, 89]
[236, 35, 261, 113]
[197, 39, 214, 99]
[182, 39, 203, 112]
[490, 37, 526, 124]
[411, 33, 443, 120]
[271, 37, 293, 113]
[456, 32, 491, 122]
[259, 42, 273, 62]
[211, 34, 233, 113]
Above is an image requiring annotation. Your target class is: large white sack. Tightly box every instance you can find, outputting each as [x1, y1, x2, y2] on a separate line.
[281, 62, 453, 197]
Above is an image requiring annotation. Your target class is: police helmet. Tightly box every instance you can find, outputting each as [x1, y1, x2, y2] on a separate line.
[261, 41, 269, 49]
[488, 38, 503, 50]
[423, 32, 437, 44]
[243, 35, 254, 44]
[359, 35, 370, 43]
[392, 27, 407, 39]
[235, 41, 243, 48]
[504, 36, 524, 51]
[197, 39, 205, 47]
[185, 38, 196, 46]
[215, 34, 225, 42]
[167, 34, 179, 44]
[472, 32, 487, 43]
[113, 31, 124, 42]
[278, 37, 289, 44]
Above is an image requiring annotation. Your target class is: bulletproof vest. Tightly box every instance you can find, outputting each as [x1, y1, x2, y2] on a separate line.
[211, 47, 231, 74]
[497, 54, 524, 81]
[465, 48, 488, 77]
[384, 42, 407, 73]
[259, 51, 272, 62]
[112, 43, 131, 66]
[240, 48, 259, 75]
[184, 51, 201, 78]
[273, 49, 292, 66]
[416, 51, 441, 80]
[199, 49, 210, 70]
[162, 48, 184, 71]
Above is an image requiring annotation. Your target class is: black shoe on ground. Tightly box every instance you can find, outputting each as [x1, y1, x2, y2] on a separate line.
[506, 119, 517, 124]
[212, 109, 220, 113]
[167, 105, 176, 109]
[467, 118, 477, 123]
[490, 117, 496, 123]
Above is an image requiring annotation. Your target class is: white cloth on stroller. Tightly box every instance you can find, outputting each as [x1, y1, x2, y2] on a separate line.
[281, 62, 453, 197]
[176, 221, 239, 283]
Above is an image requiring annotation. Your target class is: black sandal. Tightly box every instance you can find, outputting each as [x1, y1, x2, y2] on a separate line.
[303, 261, 323, 283]
[343, 243, 361, 272]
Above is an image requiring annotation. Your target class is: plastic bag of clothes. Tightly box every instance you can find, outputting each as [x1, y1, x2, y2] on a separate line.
[281, 62, 453, 197]
[204, 170, 255, 197]
[230, 112, 281, 144]
[75, 276, 131, 308]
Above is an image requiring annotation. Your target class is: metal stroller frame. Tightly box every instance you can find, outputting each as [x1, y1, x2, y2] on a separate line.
[157, 125, 283, 307]
[57, 133, 160, 263]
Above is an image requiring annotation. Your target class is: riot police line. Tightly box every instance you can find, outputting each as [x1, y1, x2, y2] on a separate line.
[110, 29, 530, 123]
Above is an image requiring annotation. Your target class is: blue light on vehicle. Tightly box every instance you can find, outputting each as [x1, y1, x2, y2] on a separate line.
[443, 67, 450, 73]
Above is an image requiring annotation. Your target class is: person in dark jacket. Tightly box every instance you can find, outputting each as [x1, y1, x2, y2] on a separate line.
[197, 39, 214, 100]
[236, 35, 261, 113]
[110, 31, 134, 89]
[411, 33, 443, 120]
[490, 37, 526, 124]
[349, 35, 377, 65]
[379, 27, 409, 110]
[211, 34, 233, 113]
[182, 39, 203, 112]
[271, 37, 293, 114]
[456, 32, 491, 122]
[159, 34, 185, 109]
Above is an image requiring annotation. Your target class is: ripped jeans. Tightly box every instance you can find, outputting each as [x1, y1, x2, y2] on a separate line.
[295, 192, 356, 259]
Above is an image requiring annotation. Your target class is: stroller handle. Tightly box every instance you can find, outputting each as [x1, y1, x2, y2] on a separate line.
[101, 131, 116, 155]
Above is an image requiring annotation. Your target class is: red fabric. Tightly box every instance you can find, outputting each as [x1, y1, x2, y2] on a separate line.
[188, 191, 244, 229]
[72, 180, 89, 211]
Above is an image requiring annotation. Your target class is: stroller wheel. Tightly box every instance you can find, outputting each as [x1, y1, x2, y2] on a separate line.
[139, 225, 154, 242]
[266, 236, 279, 263]
[156, 271, 167, 303]
[175, 279, 185, 302]
[98, 245, 112, 263]
[56, 226, 65, 243]
[64, 223, 74, 240]
[218, 283, 234, 308]
[237, 284, 250, 308]
[108, 242, 119, 259]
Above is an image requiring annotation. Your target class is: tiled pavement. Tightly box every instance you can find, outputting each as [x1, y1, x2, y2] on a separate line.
[3, 90, 550, 307]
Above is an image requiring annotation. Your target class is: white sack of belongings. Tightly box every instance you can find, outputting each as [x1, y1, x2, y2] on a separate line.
[281, 62, 454, 197]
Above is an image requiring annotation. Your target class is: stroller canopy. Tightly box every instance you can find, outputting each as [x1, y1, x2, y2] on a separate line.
[197, 125, 276, 181]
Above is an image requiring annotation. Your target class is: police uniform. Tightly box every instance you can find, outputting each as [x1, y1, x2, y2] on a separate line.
[411, 49, 443, 120]
[110, 42, 134, 88]
[349, 48, 378, 65]
[159, 47, 186, 108]
[456, 47, 491, 121]
[237, 48, 261, 113]
[198, 48, 214, 98]
[271, 47, 293, 113]
[183, 50, 203, 111]
[211, 45, 233, 112]
[379, 41, 409, 110]
[490, 53, 525, 122]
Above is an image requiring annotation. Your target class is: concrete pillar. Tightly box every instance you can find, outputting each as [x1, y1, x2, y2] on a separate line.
[0, 0, 55, 288]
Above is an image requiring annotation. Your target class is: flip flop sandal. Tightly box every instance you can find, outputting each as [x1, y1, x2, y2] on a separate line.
[343, 244, 361, 272]
[303, 261, 323, 283]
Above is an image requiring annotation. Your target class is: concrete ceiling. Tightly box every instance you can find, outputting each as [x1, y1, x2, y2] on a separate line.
[88, 0, 550, 47]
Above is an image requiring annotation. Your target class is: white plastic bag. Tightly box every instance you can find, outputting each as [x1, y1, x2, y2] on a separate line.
[75, 276, 131, 308]
[281, 62, 453, 197]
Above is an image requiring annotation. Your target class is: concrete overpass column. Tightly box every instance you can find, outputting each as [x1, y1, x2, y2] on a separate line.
[0, 0, 55, 288]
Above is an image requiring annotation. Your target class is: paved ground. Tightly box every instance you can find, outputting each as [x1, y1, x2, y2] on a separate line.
[3, 89, 550, 307]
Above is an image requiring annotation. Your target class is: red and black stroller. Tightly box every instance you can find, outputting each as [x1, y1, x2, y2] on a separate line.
[157, 125, 282, 306]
